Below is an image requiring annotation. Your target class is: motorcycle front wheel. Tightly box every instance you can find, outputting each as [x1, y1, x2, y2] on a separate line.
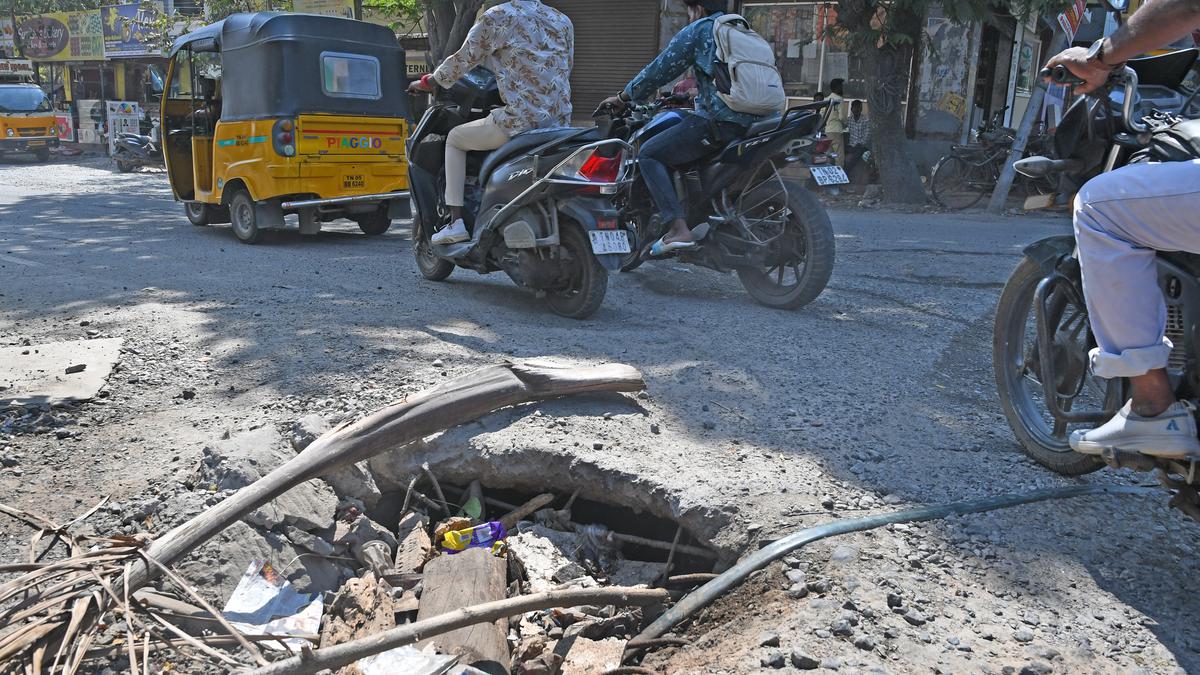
[992, 256, 1107, 475]
[735, 180, 834, 310]
[545, 222, 607, 319]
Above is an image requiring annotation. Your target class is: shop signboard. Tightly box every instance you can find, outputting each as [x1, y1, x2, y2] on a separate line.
[1, 19, 14, 58]
[16, 11, 105, 62]
[76, 99, 104, 145]
[293, 0, 355, 19]
[55, 113, 75, 142]
[106, 100, 140, 154]
[102, 3, 164, 58]
[0, 59, 34, 78]
[1057, 0, 1087, 42]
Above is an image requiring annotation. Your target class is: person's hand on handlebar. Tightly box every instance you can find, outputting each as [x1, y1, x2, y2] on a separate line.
[599, 93, 629, 113]
[408, 74, 436, 95]
[1043, 46, 1115, 95]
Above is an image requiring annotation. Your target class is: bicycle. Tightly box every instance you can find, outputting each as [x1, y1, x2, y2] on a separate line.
[930, 111, 1054, 210]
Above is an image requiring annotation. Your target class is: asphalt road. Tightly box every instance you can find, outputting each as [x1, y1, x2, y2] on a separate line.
[1, 155, 1197, 674]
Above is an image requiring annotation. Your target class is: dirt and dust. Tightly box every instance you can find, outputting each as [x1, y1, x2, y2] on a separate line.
[1, 157, 1198, 674]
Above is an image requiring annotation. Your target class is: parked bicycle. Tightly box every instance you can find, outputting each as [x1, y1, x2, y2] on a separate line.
[930, 111, 1054, 210]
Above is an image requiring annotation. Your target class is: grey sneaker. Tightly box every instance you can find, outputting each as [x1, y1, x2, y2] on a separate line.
[1070, 400, 1200, 460]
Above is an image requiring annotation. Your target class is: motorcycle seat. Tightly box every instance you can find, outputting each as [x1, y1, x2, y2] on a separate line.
[746, 115, 782, 137]
[479, 126, 601, 184]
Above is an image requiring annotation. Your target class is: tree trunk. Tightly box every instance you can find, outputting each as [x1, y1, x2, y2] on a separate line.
[837, 0, 927, 204]
[426, 0, 486, 63]
[866, 43, 927, 203]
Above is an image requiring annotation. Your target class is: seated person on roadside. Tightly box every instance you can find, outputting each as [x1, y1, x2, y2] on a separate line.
[598, 0, 768, 256]
[407, 0, 573, 245]
[844, 100, 870, 175]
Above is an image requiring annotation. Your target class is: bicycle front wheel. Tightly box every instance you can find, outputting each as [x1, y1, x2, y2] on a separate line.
[931, 155, 988, 210]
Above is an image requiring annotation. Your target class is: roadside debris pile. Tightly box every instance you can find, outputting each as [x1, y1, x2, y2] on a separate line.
[0, 361, 699, 673]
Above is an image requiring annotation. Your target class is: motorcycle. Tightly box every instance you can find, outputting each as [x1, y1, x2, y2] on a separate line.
[993, 49, 1200, 520]
[113, 113, 163, 173]
[598, 99, 836, 310]
[407, 68, 634, 319]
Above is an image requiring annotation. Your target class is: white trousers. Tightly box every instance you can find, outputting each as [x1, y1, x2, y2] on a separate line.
[1074, 159, 1200, 378]
[445, 115, 510, 207]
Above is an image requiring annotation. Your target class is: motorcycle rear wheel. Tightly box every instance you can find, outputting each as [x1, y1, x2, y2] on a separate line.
[735, 180, 834, 310]
[116, 159, 135, 173]
[993, 256, 1106, 475]
[545, 222, 607, 319]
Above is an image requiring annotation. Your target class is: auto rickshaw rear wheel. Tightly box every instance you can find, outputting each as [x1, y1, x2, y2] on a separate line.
[34, 148, 50, 163]
[228, 190, 262, 245]
[354, 207, 391, 236]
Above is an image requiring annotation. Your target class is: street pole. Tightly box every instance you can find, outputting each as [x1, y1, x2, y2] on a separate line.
[9, 0, 21, 58]
[986, 24, 1066, 213]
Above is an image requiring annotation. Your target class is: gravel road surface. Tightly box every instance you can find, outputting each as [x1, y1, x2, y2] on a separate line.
[1, 156, 1197, 674]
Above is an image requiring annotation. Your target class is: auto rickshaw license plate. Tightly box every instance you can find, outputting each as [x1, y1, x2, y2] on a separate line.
[342, 174, 365, 189]
[27, 140, 45, 147]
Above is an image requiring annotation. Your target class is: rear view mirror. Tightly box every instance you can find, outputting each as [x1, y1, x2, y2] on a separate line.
[1099, 0, 1128, 12]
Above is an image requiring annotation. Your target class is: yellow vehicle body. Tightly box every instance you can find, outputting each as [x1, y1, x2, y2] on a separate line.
[163, 12, 413, 243]
[187, 114, 409, 206]
[0, 84, 58, 161]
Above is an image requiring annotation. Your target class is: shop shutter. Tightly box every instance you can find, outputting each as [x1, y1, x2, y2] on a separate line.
[546, 0, 660, 119]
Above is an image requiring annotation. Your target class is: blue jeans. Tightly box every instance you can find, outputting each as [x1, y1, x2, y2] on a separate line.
[638, 112, 736, 224]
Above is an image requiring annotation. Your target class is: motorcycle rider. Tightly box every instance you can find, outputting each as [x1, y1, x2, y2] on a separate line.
[600, 0, 768, 256]
[1047, 0, 1200, 459]
[407, 0, 573, 245]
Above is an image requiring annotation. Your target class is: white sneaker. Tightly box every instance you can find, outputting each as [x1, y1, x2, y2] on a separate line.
[1070, 400, 1200, 460]
[431, 219, 469, 245]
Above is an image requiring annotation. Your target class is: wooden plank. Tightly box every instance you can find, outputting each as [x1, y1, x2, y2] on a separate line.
[393, 512, 432, 575]
[417, 548, 509, 673]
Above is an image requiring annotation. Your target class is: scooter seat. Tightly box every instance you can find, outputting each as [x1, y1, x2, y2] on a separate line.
[479, 126, 601, 185]
[746, 116, 782, 137]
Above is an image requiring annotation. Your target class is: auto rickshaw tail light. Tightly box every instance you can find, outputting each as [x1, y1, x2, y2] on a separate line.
[273, 119, 297, 157]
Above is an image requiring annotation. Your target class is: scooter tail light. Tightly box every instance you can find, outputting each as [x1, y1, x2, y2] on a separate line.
[578, 150, 622, 183]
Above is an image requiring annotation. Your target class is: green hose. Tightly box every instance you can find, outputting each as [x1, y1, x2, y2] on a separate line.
[634, 484, 1154, 646]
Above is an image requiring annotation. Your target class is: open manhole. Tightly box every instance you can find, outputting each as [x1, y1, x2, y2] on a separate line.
[313, 473, 720, 673]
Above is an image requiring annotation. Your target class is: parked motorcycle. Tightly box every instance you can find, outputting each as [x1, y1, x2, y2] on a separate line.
[114, 113, 163, 173]
[597, 99, 836, 310]
[993, 51, 1200, 520]
[407, 68, 634, 319]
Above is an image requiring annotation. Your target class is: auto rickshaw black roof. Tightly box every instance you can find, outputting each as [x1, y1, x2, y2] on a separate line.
[169, 12, 410, 122]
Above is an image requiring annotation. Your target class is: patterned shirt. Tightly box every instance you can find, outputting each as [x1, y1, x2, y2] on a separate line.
[432, 0, 573, 135]
[623, 13, 762, 127]
[847, 114, 870, 147]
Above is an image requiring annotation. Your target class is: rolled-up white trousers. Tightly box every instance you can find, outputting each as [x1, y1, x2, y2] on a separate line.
[1074, 159, 1200, 378]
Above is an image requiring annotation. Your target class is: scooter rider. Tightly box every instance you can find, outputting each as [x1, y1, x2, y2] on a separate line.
[407, 0, 573, 245]
[1046, 0, 1200, 459]
[600, 0, 768, 256]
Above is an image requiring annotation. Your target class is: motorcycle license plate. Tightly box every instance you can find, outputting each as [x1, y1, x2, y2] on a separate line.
[588, 230, 631, 255]
[810, 165, 849, 185]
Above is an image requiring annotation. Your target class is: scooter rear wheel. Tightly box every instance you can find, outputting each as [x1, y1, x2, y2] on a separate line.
[545, 222, 607, 319]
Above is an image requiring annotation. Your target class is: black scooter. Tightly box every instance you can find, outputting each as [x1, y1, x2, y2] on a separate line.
[406, 68, 634, 319]
[113, 113, 162, 173]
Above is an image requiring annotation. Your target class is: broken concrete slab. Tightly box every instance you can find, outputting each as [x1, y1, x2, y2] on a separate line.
[176, 520, 349, 602]
[608, 560, 665, 588]
[0, 337, 122, 407]
[394, 512, 432, 574]
[201, 426, 339, 532]
[560, 636, 625, 674]
[291, 413, 382, 509]
[508, 525, 585, 593]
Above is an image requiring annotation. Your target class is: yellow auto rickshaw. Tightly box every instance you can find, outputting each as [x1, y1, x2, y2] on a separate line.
[162, 13, 411, 244]
[0, 84, 58, 162]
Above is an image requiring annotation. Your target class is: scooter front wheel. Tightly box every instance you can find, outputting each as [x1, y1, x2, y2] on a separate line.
[412, 223, 454, 281]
